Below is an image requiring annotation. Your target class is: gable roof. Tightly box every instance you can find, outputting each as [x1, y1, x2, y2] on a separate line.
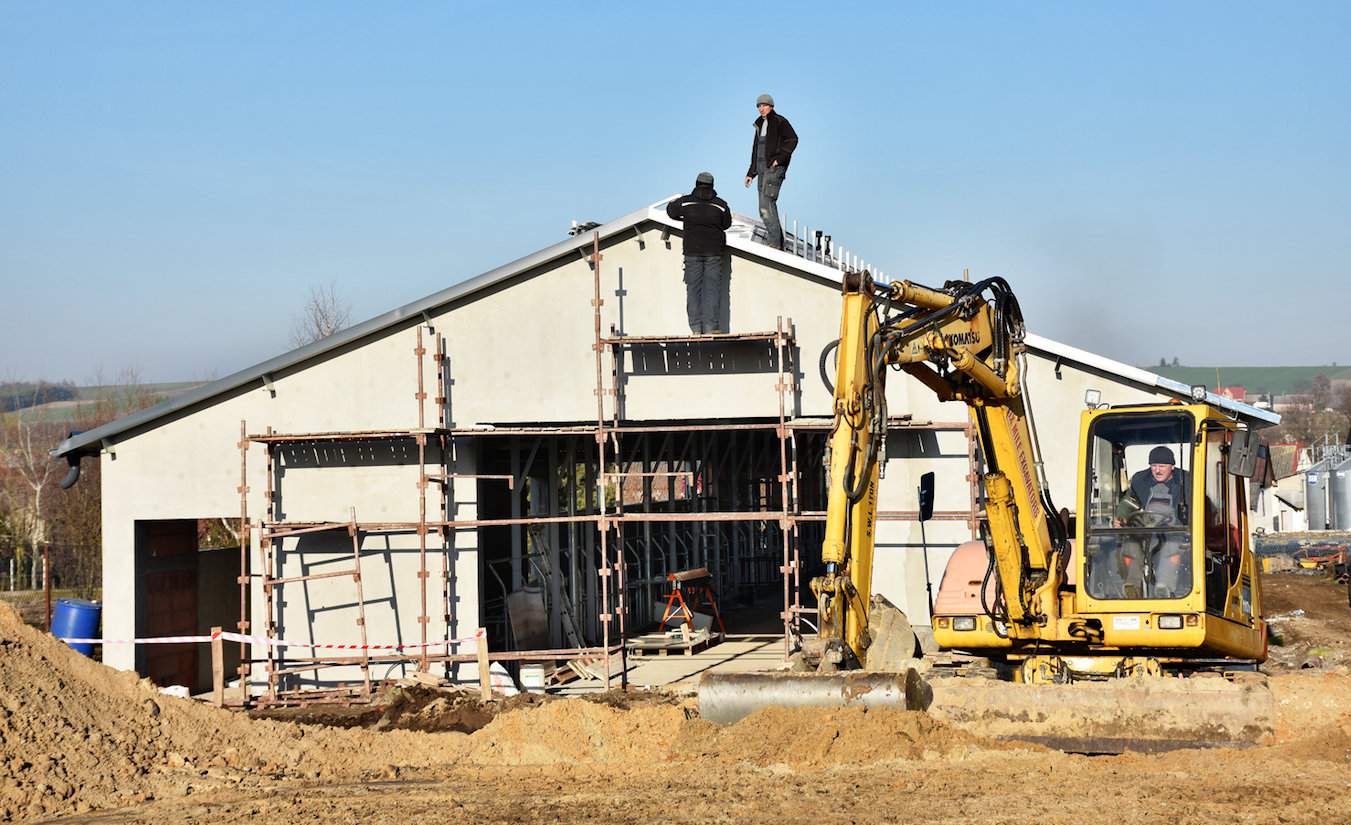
[52, 197, 1277, 459]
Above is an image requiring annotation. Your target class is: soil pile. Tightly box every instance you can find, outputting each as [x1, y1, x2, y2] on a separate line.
[0, 601, 463, 821]
[468, 699, 688, 766]
[675, 705, 1000, 768]
[465, 695, 992, 770]
[1267, 669, 1351, 751]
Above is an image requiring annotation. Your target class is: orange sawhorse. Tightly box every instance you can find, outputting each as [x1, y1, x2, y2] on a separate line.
[659, 567, 727, 637]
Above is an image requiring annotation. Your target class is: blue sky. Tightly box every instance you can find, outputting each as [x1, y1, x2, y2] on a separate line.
[2, 2, 1349, 383]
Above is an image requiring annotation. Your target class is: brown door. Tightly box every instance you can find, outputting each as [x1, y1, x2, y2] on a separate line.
[137, 520, 199, 690]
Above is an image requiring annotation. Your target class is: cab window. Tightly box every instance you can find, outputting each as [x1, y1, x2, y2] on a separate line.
[1203, 428, 1247, 615]
[1083, 412, 1194, 600]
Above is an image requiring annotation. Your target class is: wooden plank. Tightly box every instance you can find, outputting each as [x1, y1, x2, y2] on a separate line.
[476, 628, 492, 701]
[210, 626, 224, 708]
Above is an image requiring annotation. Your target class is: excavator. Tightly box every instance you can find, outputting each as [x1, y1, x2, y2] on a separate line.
[699, 271, 1274, 752]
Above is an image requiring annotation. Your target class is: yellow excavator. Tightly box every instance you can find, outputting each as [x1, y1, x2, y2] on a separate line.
[699, 272, 1274, 752]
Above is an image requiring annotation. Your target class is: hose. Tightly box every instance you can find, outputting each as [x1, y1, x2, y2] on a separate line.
[818, 339, 839, 395]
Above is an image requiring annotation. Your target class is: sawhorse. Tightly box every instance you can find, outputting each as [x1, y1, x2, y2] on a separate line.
[659, 567, 726, 637]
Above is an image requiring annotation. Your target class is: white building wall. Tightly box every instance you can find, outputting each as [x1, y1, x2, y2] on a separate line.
[98, 322, 471, 684]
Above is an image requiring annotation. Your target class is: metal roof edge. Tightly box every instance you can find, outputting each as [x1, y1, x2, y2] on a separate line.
[53, 197, 857, 459]
[51, 202, 663, 459]
[57, 198, 1273, 458]
[1024, 333, 1281, 426]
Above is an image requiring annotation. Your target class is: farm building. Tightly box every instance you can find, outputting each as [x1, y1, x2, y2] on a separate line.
[52, 197, 1278, 699]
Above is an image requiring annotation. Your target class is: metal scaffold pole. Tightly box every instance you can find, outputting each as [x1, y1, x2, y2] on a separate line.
[589, 231, 614, 689]
[236, 420, 250, 702]
[415, 325, 429, 670]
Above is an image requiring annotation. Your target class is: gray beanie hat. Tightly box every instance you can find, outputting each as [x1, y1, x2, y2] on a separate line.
[756, 93, 774, 107]
[695, 171, 714, 186]
[1148, 446, 1176, 466]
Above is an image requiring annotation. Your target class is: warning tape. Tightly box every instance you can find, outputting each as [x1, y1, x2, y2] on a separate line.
[57, 627, 485, 650]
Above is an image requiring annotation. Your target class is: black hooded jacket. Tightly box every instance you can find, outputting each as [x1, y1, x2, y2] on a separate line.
[746, 110, 799, 178]
[665, 185, 733, 257]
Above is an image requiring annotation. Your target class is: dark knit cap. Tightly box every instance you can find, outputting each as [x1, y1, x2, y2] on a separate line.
[695, 171, 714, 186]
[1148, 446, 1176, 466]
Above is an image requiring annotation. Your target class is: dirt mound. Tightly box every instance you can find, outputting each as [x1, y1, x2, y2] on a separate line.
[468, 699, 688, 766]
[0, 601, 463, 821]
[675, 705, 998, 768]
[1267, 669, 1351, 755]
[373, 686, 549, 733]
[466, 697, 990, 771]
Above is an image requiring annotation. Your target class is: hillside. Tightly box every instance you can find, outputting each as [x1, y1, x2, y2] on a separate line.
[2, 382, 199, 425]
[1150, 365, 1351, 397]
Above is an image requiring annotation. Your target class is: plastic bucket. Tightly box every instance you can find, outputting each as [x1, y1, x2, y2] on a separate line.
[51, 598, 102, 656]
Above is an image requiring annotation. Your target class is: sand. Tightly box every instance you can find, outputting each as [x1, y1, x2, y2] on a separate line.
[3, 572, 1350, 824]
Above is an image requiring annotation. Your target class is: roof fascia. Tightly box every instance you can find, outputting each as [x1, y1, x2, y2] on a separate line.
[1025, 333, 1280, 427]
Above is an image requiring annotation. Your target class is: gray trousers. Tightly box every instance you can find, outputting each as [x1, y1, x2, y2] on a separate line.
[683, 255, 724, 334]
[756, 163, 786, 249]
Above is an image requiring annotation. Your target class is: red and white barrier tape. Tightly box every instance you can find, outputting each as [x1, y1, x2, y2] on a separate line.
[58, 627, 485, 650]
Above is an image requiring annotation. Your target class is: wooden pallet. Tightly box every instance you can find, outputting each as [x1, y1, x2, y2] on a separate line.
[626, 631, 722, 657]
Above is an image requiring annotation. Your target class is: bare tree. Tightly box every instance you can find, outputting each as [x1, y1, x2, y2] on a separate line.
[0, 395, 60, 589]
[1312, 373, 1332, 411]
[290, 281, 353, 348]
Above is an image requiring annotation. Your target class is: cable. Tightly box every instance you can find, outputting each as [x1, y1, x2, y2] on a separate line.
[818, 339, 839, 395]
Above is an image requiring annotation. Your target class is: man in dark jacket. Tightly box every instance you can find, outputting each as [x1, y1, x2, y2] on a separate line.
[743, 93, 798, 250]
[1114, 445, 1191, 597]
[666, 171, 733, 334]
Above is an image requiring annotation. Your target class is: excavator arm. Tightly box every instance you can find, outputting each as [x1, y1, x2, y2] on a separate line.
[702, 272, 1274, 753]
[811, 272, 1069, 667]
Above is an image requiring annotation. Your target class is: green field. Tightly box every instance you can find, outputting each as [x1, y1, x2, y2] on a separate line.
[1150, 365, 1351, 397]
[4, 382, 199, 425]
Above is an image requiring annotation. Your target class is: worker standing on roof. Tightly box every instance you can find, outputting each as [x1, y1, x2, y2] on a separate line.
[667, 172, 733, 334]
[744, 94, 797, 251]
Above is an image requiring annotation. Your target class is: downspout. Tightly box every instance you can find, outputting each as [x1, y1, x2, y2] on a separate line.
[59, 454, 83, 490]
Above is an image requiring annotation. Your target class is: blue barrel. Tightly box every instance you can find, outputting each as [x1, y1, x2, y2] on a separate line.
[51, 598, 102, 656]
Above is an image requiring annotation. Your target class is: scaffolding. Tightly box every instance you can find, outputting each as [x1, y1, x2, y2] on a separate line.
[233, 230, 980, 705]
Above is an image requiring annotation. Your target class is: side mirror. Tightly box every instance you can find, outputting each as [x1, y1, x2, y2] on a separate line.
[1229, 430, 1258, 478]
[918, 472, 935, 522]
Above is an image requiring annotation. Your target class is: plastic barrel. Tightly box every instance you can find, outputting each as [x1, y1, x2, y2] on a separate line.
[51, 598, 102, 656]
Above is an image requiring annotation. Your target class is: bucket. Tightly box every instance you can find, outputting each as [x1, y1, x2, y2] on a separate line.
[51, 598, 102, 656]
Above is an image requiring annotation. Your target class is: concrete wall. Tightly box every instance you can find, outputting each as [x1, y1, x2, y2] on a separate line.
[98, 218, 1192, 683]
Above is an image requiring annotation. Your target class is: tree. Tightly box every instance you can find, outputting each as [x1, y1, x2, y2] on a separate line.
[0, 371, 162, 596]
[0, 401, 60, 589]
[290, 281, 353, 348]
[1312, 373, 1332, 411]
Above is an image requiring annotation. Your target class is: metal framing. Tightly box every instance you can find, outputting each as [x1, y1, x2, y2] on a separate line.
[232, 233, 980, 705]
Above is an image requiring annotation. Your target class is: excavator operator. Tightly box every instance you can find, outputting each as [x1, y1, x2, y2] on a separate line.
[1113, 446, 1191, 597]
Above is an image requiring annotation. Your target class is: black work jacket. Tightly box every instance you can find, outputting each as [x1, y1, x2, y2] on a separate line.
[746, 110, 799, 178]
[665, 186, 733, 256]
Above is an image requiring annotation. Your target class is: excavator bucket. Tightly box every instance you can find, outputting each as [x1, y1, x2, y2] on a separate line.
[698, 670, 930, 725]
[698, 597, 933, 724]
[927, 673, 1275, 753]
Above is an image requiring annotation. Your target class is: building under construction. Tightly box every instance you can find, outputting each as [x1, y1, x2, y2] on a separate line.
[52, 198, 1278, 702]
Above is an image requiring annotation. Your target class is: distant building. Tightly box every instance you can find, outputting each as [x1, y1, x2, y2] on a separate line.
[1273, 394, 1312, 414]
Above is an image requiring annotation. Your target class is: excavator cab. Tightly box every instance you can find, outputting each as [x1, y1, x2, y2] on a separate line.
[1082, 409, 1196, 602]
[1075, 402, 1265, 663]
